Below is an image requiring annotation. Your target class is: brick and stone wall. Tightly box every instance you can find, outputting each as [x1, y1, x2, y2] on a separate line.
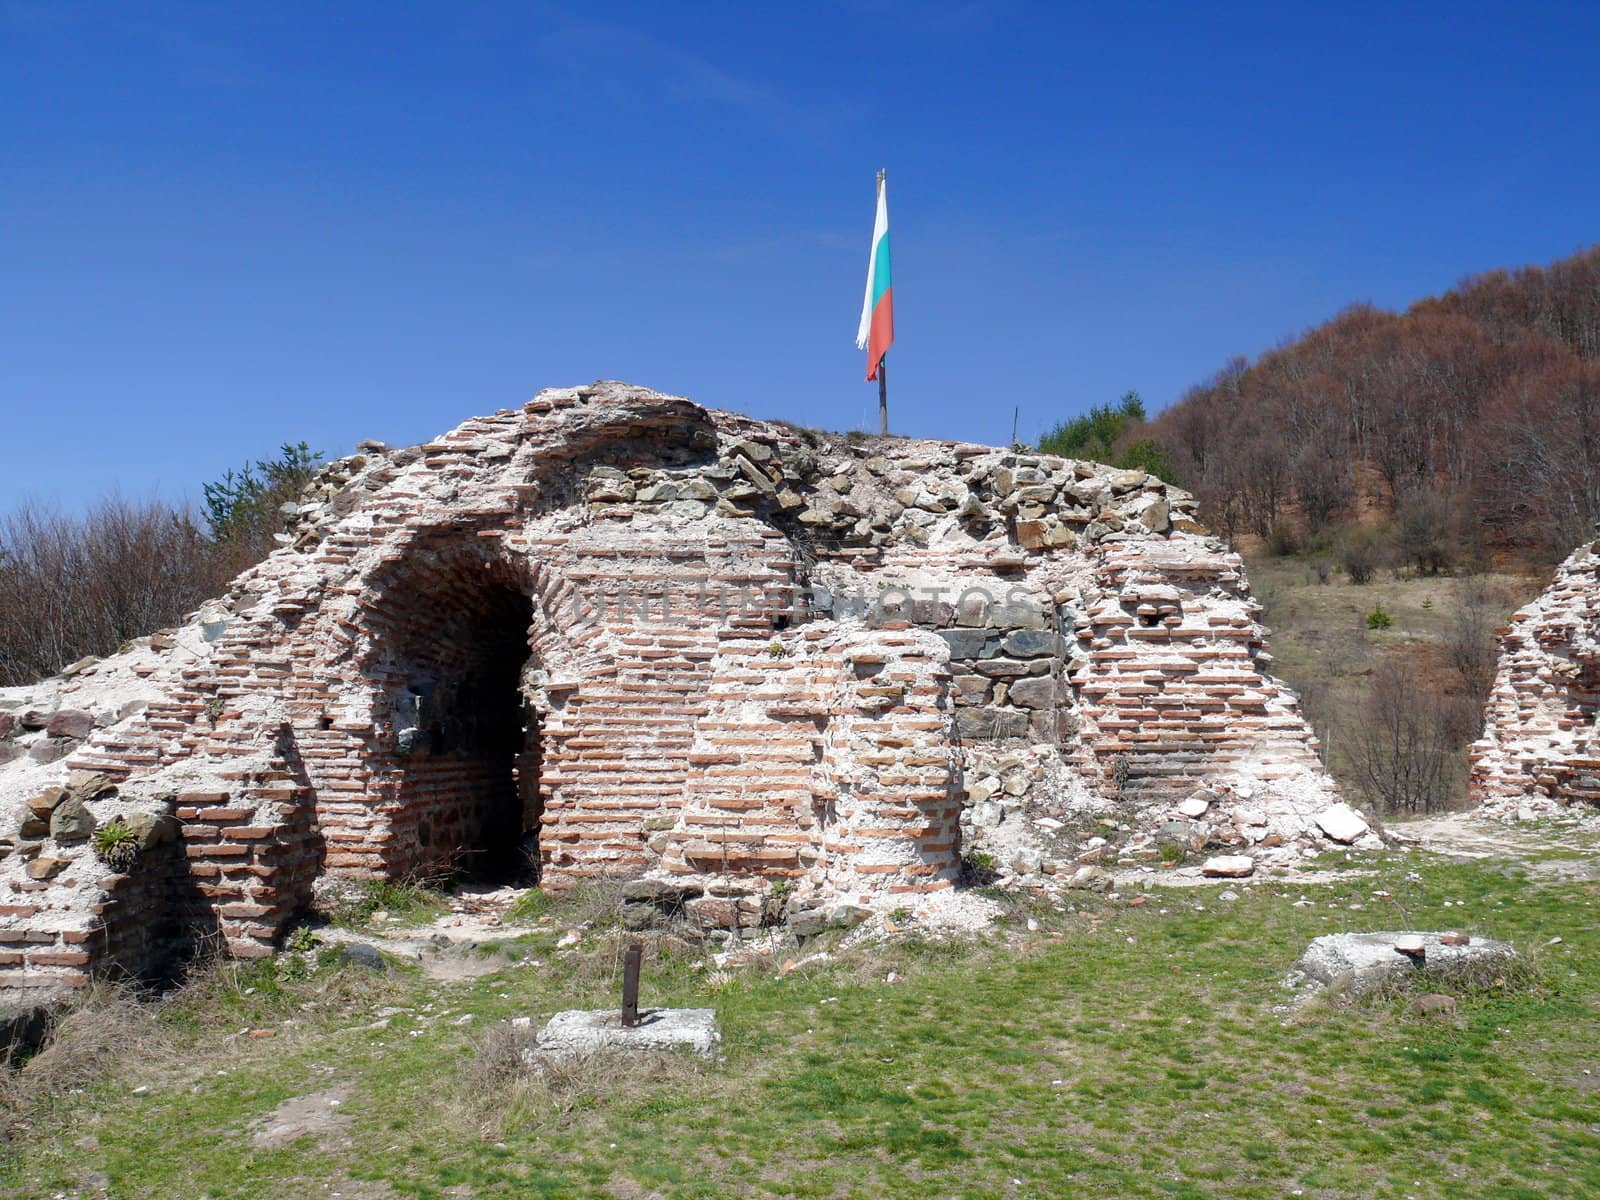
[0, 381, 1349, 995]
[1470, 538, 1600, 817]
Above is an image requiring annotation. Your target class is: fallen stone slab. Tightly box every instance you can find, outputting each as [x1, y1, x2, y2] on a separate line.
[528, 1008, 721, 1059]
[1315, 803, 1370, 844]
[1201, 854, 1255, 878]
[1286, 930, 1517, 997]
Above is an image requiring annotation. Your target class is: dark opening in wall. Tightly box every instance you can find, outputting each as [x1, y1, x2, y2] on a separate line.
[377, 552, 541, 884]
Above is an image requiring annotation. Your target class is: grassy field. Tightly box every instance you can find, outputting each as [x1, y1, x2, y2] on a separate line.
[3, 846, 1598, 1200]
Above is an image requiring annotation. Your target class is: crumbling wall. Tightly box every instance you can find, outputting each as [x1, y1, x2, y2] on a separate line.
[1470, 539, 1600, 817]
[0, 381, 1348, 993]
[647, 622, 959, 927]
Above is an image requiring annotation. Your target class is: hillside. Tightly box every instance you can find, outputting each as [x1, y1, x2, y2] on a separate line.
[1146, 246, 1600, 562]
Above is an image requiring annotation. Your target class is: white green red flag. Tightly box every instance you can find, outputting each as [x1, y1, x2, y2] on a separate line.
[855, 172, 894, 381]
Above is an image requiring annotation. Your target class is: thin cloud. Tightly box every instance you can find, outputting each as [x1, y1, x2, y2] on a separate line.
[534, 20, 844, 140]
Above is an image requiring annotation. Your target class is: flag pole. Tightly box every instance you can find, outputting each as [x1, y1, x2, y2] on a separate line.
[877, 167, 888, 436]
[878, 355, 888, 436]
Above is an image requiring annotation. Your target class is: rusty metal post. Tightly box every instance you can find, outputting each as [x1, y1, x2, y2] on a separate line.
[621, 942, 643, 1028]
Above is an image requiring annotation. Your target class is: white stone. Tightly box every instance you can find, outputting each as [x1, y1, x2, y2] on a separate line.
[1288, 931, 1516, 997]
[966, 776, 999, 804]
[1176, 798, 1210, 818]
[530, 1008, 721, 1059]
[1201, 855, 1255, 878]
[969, 800, 1002, 831]
[1315, 803, 1369, 844]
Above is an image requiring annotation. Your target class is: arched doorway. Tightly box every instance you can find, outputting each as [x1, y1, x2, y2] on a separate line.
[361, 544, 542, 883]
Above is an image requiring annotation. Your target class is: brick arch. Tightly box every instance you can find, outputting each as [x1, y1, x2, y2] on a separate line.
[326, 531, 610, 882]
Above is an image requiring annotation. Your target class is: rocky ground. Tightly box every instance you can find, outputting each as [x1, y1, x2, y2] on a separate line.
[1390, 809, 1600, 882]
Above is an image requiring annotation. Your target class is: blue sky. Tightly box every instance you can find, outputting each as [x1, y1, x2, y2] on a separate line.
[4, 1, 1599, 512]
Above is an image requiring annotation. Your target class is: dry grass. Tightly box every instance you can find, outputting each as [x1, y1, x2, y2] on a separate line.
[0, 981, 168, 1143]
[453, 1021, 714, 1140]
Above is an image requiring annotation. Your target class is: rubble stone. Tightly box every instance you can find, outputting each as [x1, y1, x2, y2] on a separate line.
[1287, 931, 1516, 997]
[1314, 803, 1370, 844]
[1201, 855, 1255, 878]
[48, 797, 95, 843]
[44, 710, 94, 740]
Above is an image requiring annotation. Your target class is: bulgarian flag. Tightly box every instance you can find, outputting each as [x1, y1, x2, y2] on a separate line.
[855, 171, 894, 381]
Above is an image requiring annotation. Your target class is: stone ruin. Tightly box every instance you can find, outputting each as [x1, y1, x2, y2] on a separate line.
[1471, 537, 1600, 818]
[0, 382, 1368, 999]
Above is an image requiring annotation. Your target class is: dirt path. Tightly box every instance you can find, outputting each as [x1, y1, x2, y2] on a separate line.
[317, 883, 538, 980]
[1388, 811, 1600, 882]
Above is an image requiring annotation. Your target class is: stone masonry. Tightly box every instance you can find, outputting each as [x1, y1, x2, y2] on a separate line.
[0, 382, 1356, 997]
[1470, 537, 1600, 817]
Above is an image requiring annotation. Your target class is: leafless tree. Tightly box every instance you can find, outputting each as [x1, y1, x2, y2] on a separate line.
[0, 499, 235, 686]
[1351, 662, 1458, 814]
[1447, 574, 1502, 705]
[1143, 245, 1600, 567]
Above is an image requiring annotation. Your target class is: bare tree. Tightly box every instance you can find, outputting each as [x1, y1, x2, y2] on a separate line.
[1447, 575, 1501, 705]
[0, 499, 235, 686]
[1351, 662, 1457, 814]
[1143, 246, 1600, 567]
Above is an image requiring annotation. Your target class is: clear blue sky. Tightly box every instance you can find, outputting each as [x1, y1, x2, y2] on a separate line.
[4, 1, 1599, 513]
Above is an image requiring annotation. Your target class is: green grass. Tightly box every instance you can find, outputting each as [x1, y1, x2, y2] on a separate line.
[4, 854, 1598, 1199]
[324, 878, 451, 929]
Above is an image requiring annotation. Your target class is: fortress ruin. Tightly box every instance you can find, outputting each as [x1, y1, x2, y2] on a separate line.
[0, 383, 1363, 997]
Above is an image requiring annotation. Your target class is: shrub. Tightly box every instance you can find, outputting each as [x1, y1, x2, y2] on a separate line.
[1366, 604, 1394, 630]
[0, 499, 234, 686]
[959, 851, 998, 885]
[1394, 487, 1456, 576]
[1448, 575, 1501, 703]
[1039, 392, 1146, 463]
[1116, 438, 1179, 484]
[1264, 519, 1300, 557]
[1340, 530, 1382, 585]
[0, 442, 322, 687]
[1037, 393, 1183, 484]
[202, 442, 324, 558]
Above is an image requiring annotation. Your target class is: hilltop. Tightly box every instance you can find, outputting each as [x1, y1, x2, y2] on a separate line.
[1146, 245, 1600, 564]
